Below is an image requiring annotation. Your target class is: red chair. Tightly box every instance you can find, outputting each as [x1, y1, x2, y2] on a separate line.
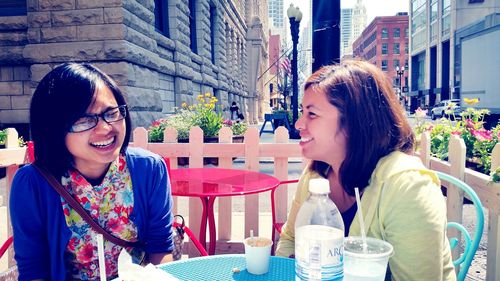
[0, 226, 207, 261]
[0, 236, 13, 259]
[27, 141, 35, 163]
[271, 179, 299, 254]
[172, 221, 208, 257]
[162, 157, 171, 175]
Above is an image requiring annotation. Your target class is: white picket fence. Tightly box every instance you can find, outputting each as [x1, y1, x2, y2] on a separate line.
[0, 127, 499, 280]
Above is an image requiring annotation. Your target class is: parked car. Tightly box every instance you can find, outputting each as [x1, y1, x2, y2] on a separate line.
[430, 99, 462, 120]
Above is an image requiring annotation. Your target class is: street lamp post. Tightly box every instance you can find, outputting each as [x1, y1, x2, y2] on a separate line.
[396, 66, 405, 101]
[287, 4, 302, 139]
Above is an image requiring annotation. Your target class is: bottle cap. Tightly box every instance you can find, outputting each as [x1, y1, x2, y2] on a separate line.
[308, 178, 330, 194]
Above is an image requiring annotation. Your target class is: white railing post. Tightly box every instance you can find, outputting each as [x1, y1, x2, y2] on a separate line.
[244, 127, 259, 238]
[164, 127, 179, 214]
[188, 127, 203, 256]
[217, 127, 234, 240]
[1, 128, 20, 270]
[419, 132, 431, 168]
[487, 143, 500, 280]
[447, 135, 466, 264]
[273, 127, 291, 240]
[132, 127, 148, 149]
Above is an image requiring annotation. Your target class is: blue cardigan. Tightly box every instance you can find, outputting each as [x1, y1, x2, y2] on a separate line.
[10, 147, 174, 280]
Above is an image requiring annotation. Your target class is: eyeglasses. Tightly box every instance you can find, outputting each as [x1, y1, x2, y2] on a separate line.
[69, 105, 127, 133]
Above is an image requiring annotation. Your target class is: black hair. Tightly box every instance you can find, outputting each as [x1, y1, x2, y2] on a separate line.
[30, 62, 132, 177]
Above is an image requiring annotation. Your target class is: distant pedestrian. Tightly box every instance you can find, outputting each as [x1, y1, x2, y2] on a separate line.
[230, 101, 239, 121]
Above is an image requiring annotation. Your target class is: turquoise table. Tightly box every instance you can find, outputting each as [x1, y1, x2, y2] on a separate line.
[159, 254, 295, 280]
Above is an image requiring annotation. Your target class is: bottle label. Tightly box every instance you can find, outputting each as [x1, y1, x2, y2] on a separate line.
[295, 225, 344, 281]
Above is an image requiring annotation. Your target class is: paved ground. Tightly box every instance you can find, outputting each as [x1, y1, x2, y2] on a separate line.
[0, 117, 488, 280]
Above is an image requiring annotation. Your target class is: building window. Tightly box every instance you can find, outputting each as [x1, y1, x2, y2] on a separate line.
[393, 28, 400, 38]
[0, 0, 27, 16]
[430, 1, 438, 22]
[381, 60, 388, 71]
[382, 43, 388, 55]
[405, 28, 409, 38]
[154, 0, 170, 37]
[405, 59, 409, 68]
[189, 0, 197, 53]
[405, 43, 409, 53]
[442, 0, 451, 14]
[393, 43, 400, 54]
[393, 59, 400, 69]
[210, 4, 216, 64]
[381, 28, 388, 38]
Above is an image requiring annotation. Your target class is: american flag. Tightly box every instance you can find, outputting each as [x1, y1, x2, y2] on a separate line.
[281, 57, 292, 75]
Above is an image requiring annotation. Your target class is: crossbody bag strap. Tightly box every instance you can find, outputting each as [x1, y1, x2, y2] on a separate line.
[33, 163, 141, 248]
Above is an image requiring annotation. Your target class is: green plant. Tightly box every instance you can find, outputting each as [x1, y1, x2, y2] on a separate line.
[0, 129, 26, 147]
[0, 129, 6, 145]
[413, 99, 499, 174]
[148, 93, 247, 142]
[225, 120, 248, 136]
[491, 167, 500, 183]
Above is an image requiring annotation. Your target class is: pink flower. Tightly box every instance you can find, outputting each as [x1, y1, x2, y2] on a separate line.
[465, 119, 476, 130]
[451, 131, 461, 136]
[76, 243, 94, 263]
[107, 217, 125, 233]
[223, 119, 233, 126]
[415, 107, 428, 118]
[472, 129, 492, 142]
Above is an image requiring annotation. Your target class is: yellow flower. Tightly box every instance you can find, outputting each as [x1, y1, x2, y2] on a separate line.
[205, 92, 212, 98]
[181, 102, 188, 108]
[188, 105, 194, 110]
[464, 98, 479, 105]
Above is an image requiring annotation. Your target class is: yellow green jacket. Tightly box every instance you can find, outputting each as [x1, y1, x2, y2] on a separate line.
[276, 151, 456, 281]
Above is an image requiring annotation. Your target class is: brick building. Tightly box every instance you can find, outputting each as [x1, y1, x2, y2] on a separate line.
[0, 0, 269, 136]
[353, 13, 409, 97]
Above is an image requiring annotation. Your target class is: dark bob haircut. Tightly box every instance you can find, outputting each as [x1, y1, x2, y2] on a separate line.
[305, 60, 415, 196]
[30, 62, 132, 177]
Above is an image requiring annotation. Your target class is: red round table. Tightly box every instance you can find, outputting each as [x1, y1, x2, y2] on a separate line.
[169, 168, 281, 255]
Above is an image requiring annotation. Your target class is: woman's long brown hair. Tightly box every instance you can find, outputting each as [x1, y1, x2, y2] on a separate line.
[305, 60, 415, 196]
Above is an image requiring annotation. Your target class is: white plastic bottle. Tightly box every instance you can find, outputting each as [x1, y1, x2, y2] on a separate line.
[295, 178, 345, 281]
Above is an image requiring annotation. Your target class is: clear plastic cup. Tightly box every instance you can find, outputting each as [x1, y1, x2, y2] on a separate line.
[343, 236, 394, 281]
[243, 237, 273, 275]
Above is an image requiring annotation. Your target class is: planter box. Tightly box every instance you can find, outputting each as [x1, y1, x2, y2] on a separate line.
[177, 135, 244, 166]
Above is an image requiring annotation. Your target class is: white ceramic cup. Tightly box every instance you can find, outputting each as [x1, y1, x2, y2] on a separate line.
[243, 237, 273, 275]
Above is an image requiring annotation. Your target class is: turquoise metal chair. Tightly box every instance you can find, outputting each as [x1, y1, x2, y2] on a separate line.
[435, 171, 485, 281]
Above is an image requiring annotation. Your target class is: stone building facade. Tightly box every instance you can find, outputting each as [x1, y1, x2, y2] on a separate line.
[0, 0, 269, 134]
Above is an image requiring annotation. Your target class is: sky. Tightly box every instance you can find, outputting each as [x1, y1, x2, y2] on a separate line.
[283, 0, 410, 29]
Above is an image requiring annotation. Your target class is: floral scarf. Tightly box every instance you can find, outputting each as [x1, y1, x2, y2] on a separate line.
[61, 155, 141, 280]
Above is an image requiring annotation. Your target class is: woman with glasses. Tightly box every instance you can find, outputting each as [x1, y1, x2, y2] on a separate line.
[10, 63, 174, 280]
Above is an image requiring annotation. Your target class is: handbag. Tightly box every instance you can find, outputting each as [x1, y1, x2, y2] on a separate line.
[33, 163, 143, 249]
[172, 215, 185, 260]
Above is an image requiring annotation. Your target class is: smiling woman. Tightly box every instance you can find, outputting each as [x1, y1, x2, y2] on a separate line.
[276, 60, 456, 281]
[10, 63, 175, 280]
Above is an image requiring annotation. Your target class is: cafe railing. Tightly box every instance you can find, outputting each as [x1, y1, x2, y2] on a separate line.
[0, 127, 499, 280]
